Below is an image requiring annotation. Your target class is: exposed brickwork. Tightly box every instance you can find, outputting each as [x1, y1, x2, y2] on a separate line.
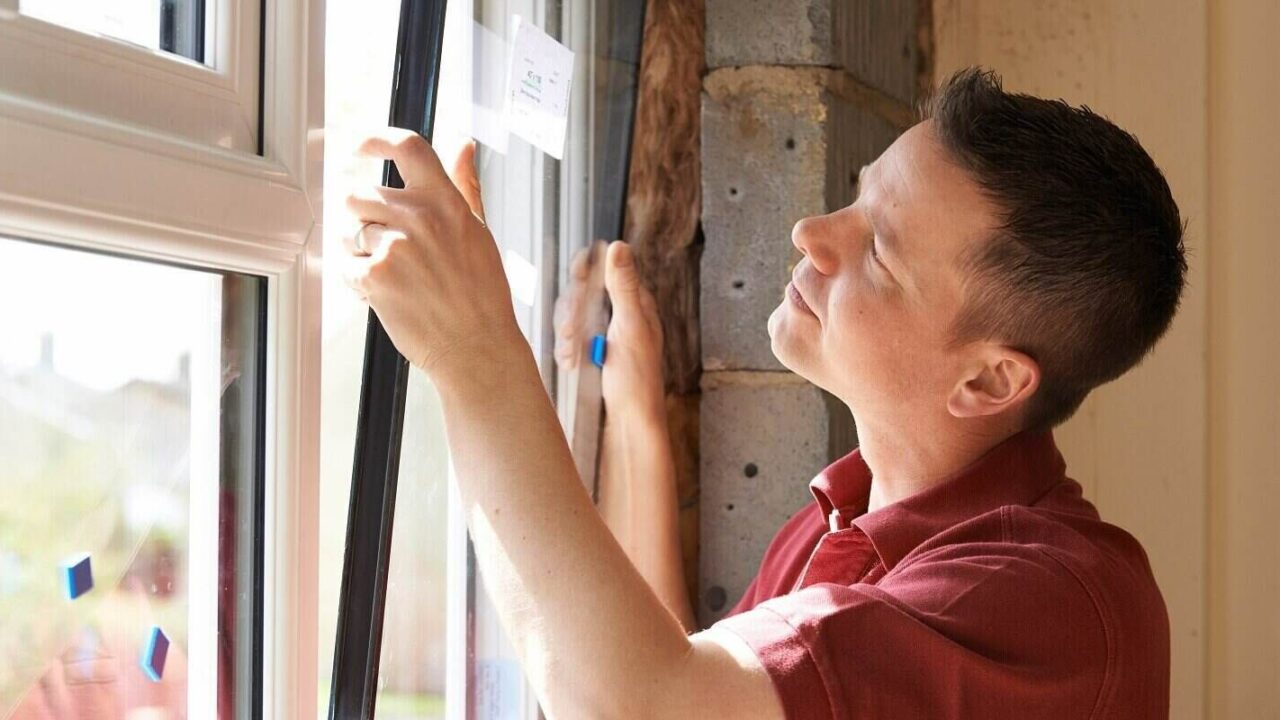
[698, 0, 926, 627]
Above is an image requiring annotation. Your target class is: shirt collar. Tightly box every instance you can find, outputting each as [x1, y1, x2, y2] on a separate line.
[808, 430, 1067, 571]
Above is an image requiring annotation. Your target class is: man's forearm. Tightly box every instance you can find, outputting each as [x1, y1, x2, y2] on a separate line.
[433, 336, 692, 718]
[598, 411, 698, 633]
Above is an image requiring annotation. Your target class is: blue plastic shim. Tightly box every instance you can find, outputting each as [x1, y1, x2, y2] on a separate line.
[590, 334, 607, 368]
[61, 553, 93, 600]
[140, 626, 170, 682]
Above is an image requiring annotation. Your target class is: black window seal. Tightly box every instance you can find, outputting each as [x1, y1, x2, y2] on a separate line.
[590, 0, 647, 245]
[245, 276, 269, 720]
[327, 2, 448, 719]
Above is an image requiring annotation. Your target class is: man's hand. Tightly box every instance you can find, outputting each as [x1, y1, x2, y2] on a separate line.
[339, 128, 784, 720]
[554, 240, 666, 424]
[554, 240, 697, 632]
[341, 128, 524, 378]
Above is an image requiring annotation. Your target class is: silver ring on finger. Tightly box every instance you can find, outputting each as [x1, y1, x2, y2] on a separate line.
[355, 222, 373, 254]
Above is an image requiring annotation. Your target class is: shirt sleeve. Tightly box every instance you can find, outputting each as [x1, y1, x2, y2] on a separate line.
[710, 541, 1109, 720]
[723, 504, 827, 620]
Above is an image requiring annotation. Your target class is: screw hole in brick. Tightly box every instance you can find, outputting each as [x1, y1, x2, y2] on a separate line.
[726, 503, 735, 511]
[785, 137, 796, 150]
[707, 585, 727, 612]
[732, 280, 744, 290]
[728, 186, 738, 197]
[744, 462, 758, 477]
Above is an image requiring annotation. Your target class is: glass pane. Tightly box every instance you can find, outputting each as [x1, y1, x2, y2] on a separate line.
[0, 236, 265, 719]
[370, 0, 564, 716]
[318, 0, 645, 715]
[20, 0, 208, 64]
[366, 0, 646, 717]
[316, 0, 396, 716]
[370, 0, 472, 715]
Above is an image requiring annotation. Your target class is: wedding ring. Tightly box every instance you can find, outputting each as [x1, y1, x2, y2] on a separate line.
[354, 222, 372, 254]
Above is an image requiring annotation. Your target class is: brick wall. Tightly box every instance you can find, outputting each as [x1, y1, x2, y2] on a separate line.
[697, 0, 929, 627]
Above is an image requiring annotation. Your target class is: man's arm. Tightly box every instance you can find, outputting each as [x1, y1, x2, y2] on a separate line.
[341, 130, 784, 719]
[435, 335, 778, 718]
[553, 236, 697, 634]
[598, 407, 698, 634]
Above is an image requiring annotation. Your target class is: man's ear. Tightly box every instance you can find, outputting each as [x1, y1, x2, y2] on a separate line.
[946, 346, 1040, 419]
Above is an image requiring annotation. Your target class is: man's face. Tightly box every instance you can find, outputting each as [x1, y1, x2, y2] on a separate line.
[767, 121, 1000, 425]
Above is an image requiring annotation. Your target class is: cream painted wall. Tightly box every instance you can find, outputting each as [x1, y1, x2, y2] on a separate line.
[936, 1, 1274, 712]
[1206, 2, 1280, 717]
[934, 1, 1279, 717]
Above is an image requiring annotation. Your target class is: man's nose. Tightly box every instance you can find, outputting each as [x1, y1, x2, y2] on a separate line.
[791, 214, 839, 275]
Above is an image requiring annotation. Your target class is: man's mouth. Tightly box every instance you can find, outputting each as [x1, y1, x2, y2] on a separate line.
[787, 281, 816, 318]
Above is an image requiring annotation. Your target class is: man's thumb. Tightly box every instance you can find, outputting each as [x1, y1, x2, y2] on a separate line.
[604, 241, 640, 304]
[450, 140, 486, 222]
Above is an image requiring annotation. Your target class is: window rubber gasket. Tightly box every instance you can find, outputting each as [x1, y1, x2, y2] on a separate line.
[327, 1, 448, 718]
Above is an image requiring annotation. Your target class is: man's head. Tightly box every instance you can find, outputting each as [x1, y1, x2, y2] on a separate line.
[768, 67, 1186, 436]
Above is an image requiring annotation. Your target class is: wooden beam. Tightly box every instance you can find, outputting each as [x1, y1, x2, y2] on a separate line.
[621, 0, 706, 615]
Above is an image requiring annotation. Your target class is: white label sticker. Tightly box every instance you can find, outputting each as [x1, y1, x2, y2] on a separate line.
[503, 16, 574, 159]
[475, 658, 522, 719]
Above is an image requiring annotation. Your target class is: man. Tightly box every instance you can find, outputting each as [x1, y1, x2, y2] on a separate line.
[341, 68, 1182, 718]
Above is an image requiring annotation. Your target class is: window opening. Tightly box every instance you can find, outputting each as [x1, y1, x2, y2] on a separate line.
[0, 235, 267, 719]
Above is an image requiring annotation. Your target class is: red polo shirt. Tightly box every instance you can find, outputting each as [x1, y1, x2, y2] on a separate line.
[712, 431, 1169, 719]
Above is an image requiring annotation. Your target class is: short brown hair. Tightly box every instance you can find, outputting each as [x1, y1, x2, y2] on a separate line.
[922, 68, 1187, 431]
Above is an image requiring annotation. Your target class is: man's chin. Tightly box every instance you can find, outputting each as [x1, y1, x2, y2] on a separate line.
[768, 316, 812, 379]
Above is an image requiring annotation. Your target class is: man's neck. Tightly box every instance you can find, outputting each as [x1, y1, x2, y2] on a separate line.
[856, 416, 1019, 513]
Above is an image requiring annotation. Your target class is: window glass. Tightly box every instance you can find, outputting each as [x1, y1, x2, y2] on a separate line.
[20, 0, 208, 64]
[372, 0, 564, 716]
[319, 0, 644, 716]
[0, 236, 264, 719]
[374, 0, 644, 718]
[316, 0, 397, 715]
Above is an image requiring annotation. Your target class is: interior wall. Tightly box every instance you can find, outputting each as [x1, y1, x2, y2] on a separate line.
[934, 1, 1279, 717]
[1206, 1, 1280, 716]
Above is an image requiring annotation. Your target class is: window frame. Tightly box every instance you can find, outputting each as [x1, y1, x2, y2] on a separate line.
[328, 0, 647, 717]
[0, 0, 262, 152]
[327, 2, 449, 719]
[0, 0, 325, 717]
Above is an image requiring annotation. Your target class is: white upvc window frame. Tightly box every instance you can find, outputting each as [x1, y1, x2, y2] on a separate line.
[0, 0, 262, 152]
[0, 0, 325, 717]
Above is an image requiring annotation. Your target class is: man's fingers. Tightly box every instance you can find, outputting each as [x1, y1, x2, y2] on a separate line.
[344, 222, 400, 257]
[449, 140, 487, 223]
[554, 338, 579, 370]
[604, 240, 641, 301]
[341, 220, 369, 256]
[589, 239, 608, 271]
[345, 186, 407, 226]
[568, 245, 591, 281]
[339, 253, 373, 298]
[553, 290, 583, 339]
[357, 127, 450, 190]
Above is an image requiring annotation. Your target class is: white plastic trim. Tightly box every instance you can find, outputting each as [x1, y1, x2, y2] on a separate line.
[0, 1, 325, 719]
[0, 0, 261, 152]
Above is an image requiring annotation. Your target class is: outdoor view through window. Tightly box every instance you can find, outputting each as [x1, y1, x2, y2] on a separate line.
[19, 0, 207, 64]
[0, 238, 265, 718]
